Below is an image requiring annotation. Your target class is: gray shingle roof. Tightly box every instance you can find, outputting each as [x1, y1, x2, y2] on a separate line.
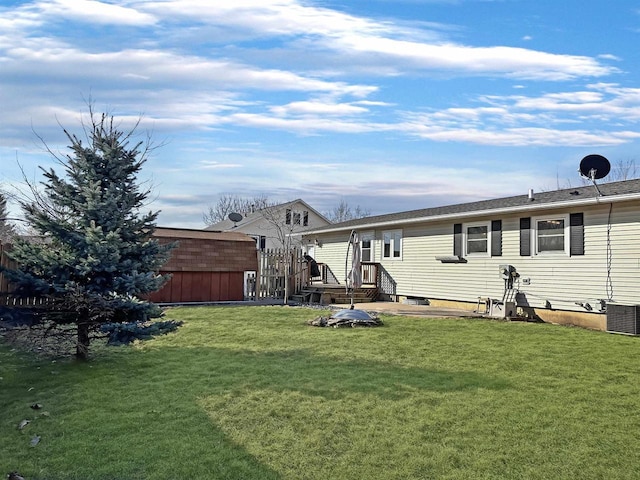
[154, 227, 254, 242]
[306, 178, 640, 233]
[204, 198, 329, 232]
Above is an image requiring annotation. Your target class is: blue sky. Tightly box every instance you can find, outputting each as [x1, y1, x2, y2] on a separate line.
[2, 0, 640, 227]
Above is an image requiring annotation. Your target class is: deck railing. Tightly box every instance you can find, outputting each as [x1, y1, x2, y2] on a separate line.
[313, 261, 379, 287]
[316, 263, 339, 284]
[361, 262, 379, 286]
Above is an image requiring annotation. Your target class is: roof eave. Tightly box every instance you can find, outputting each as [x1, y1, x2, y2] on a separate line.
[302, 192, 640, 236]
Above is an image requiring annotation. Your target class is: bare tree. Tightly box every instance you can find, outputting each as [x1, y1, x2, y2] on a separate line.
[203, 194, 272, 225]
[0, 189, 17, 243]
[257, 202, 306, 304]
[610, 158, 638, 181]
[258, 203, 301, 250]
[544, 158, 640, 192]
[325, 199, 371, 223]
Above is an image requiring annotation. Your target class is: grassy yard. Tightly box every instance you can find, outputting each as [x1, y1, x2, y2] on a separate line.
[2, 306, 640, 479]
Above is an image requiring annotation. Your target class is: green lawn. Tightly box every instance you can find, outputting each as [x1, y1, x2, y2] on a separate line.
[2, 306, 640, 479]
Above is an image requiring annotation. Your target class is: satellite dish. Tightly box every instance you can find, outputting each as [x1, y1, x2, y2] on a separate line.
[228, 212, 243, 225]
[579, 154, 611, 180]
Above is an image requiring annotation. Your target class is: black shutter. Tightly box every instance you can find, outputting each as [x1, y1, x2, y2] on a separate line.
[570, 213, 584, 256]
[491, 220, 502, 256]
[453, 223, 463, 257]
[520, 217, 531, 256]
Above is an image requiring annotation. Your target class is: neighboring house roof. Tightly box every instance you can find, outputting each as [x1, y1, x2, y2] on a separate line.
[204, 198, 329, 232]
[303, 179, 640, 235]
[154, 227, 255, 242]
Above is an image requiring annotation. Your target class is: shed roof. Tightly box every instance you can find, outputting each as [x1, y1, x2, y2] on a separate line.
[303, 178, 640, 234]
[154, 227, 255, 242]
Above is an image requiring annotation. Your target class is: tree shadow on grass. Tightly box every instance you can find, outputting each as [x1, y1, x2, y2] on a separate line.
[1, 344, 510, 479]
[164, 346, 511, 400]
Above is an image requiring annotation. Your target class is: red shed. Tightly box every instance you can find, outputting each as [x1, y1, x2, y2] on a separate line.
[149, 227, 258, 303]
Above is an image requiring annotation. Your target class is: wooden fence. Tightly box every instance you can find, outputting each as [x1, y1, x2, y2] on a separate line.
[246, 248, 312, 301]
[0, 241, 14, 294]
[0, 241, 56, 307]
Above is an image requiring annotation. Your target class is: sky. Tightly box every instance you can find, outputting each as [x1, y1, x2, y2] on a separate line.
[2, 0, 640, 228]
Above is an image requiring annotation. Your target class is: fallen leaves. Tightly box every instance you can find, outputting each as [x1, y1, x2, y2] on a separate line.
[15, 402, 48, 450]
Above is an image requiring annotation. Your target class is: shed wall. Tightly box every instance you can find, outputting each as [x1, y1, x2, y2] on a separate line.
[148, 271, 245, 303]
[150, 235, 257, 303]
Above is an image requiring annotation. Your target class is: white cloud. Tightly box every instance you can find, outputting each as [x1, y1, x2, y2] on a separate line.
[598, 53, 621, 61]
[335, 37, 613, 80]
[390, 84, 640, 146]
[493, 84, 640, 121]
[227, 112, 386, 134]
[138, 0, 392, 38]
[136, 0, 614, 80]
[33, 0, 156, 26]
[219, 80, 640, 146]
[2, 42, 376, 97]
[198, 161, 243, 170]
[405, 125, 640, 146]
[271, 100, 369, 117]
[0, 0, 156, 31]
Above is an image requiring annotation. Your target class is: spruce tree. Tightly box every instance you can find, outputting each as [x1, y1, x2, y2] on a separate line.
[4, 112, 173, 359]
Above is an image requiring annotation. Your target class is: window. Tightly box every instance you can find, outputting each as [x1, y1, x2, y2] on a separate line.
[360, 232, 374, 262]
[285, 208, 307, 226]
[383, 230, 402, 259]
[537, 219, 565, 252]
[252, 235, 266, 250]
[465, 222, 489, 255]
[536, 217, 567, 253]
[521, 214, 583, 256]
[454, 221, 501, 257]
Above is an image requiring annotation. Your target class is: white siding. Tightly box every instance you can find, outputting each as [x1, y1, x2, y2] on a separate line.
[312, 232, 352, 284]
[234, 201, 329, 250]
[311, 200, 640, 312]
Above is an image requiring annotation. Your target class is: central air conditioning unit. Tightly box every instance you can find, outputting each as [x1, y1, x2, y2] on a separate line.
[606, 303, 640, 335]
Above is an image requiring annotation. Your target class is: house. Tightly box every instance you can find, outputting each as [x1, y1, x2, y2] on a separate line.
[148, 227, 258, 303]
[301, 179, 640, 331]
[205, 199, 330, 252]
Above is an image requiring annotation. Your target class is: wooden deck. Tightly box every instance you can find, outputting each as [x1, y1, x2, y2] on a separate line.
[291, 284, 379, 305]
